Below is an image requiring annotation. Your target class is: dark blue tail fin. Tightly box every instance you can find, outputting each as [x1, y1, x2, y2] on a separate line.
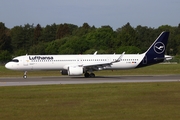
[145, 31, 169, 58]
[137, 31, 169, 68]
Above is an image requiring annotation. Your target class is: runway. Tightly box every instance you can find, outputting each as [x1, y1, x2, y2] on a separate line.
[0, 75, 180, 86]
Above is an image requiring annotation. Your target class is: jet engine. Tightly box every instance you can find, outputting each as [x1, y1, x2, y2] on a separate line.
[68, 66, 83, 76]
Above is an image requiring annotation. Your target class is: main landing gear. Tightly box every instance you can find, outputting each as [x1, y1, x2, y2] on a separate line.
[84, 72, 95, 78]
[23, 71, 27, 79]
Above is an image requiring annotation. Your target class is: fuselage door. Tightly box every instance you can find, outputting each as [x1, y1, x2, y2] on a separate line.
[23, 56, 29, 66]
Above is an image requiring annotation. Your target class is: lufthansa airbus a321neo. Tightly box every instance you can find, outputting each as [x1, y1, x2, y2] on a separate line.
[5, 31, 172, 78]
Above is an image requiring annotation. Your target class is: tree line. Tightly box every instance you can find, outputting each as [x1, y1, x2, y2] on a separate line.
[0, 22, 180, 63]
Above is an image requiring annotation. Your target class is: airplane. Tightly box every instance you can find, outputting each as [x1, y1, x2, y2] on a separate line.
[5, 31, 172, 79]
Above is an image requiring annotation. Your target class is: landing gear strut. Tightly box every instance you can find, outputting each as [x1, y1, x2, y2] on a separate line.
[23, 71, 27, 79]
[84, 72, 95, 78]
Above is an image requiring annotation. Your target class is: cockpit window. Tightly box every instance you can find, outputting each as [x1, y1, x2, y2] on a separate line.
[11, 59, 19, 62]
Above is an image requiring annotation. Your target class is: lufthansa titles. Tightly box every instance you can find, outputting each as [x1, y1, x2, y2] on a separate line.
[29, 56, 54, 60]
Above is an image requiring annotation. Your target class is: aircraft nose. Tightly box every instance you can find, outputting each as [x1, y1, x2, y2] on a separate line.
[5, 62, 12, 70]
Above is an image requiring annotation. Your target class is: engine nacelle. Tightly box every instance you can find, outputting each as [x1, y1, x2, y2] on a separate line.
[61, 70, 68, 75]
[68, 66, 83, 76]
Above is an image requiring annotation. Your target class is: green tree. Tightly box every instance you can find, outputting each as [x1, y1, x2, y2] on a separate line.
[85, 25, 115, 53]
[135, 25, 155, 52]
[84, 49, 97, 54]
[116, 46, 141, 54]
[33, 24, 42, 45]
[0, 50, 11, 63]
[0, 22, 12, 52]
[10, 26, 24, 51]
[10, 24, 34, 54]
[28, 43, 47, 55]
[40, 23, 57, 42]
[116, 23, 139, 47]
[56, 23, 70, 39]
[1, 21, 180, 56]
[58, 36, 89, 54]
[173, 24, 180, 55]
[45, 41, 59, 54]
[0, 22, 6, 39]
[23, 23, 34, 51]
[73, 23, 94, 36]
[67, 24, 78, 35]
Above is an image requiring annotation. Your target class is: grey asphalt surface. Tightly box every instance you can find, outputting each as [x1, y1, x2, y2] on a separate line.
[0, 75, 180, 86]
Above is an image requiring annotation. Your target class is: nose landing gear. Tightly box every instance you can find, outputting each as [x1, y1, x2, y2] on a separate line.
[23, 71, 27, 79]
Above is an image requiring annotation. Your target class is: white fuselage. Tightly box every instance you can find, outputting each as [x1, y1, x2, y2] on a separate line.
[5, 54, 145, 71]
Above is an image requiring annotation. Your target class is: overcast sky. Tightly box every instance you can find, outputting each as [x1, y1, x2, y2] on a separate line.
[0, 0, 179, 29]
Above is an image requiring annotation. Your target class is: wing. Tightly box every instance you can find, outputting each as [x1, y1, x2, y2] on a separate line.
[83, 52, 125, 71]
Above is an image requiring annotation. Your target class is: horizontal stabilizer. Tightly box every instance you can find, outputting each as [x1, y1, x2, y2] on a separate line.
[154, 57, 166, 60]
[154, 55, 172, 61]
[165, 55, 173, 61]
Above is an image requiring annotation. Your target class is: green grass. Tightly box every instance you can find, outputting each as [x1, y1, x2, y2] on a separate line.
[0, 82, 180, 120]
[1, 64, 180, 119]
[1, 64, 180, 77]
